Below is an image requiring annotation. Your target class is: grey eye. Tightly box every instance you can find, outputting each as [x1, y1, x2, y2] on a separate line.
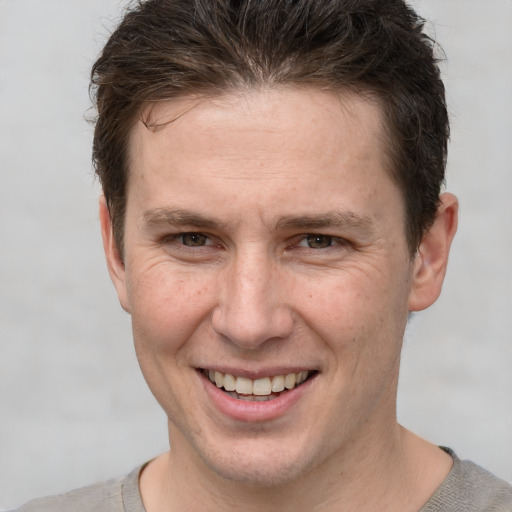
[180, 233, 208, 246]
[305, 235, 333, 249]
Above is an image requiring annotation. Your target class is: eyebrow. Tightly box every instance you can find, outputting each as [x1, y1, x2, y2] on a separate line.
[143, 208, 375, 234]
[275, 212, 376, 233]
[142, 208, 229, 230]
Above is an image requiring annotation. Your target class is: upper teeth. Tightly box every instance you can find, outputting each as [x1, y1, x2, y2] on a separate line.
[206, 370, 310, 396]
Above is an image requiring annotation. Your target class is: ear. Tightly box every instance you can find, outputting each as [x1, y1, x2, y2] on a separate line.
[99, 197, 130, 313]
[408, 193, 458, 312]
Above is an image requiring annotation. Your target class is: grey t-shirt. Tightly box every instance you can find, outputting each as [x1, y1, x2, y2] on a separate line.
[12, 450, 512, 511]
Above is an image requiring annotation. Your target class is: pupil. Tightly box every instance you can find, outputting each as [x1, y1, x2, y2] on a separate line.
[307, 235, 332, 249]
[183, 233, 206, 246]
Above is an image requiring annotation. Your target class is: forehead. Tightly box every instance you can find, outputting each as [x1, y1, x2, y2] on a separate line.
[137, 87, 385, 143]
[126, 87, 402, 228]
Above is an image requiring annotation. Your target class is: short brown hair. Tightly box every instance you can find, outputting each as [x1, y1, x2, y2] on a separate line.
[90, 0, 448, 255]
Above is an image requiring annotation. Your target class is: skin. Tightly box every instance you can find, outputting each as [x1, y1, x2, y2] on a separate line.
[101, 87, 458, 511]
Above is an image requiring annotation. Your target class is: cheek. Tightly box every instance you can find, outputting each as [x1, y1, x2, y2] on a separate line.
[127, 266, 216, 415]
[297, 268, 409, 357]
[298, 271, 381, 325]
[127, 265, 216, 355]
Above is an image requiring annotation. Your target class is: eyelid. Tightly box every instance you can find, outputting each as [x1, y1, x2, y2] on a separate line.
[161, 231, 350, 251]
[163, 231, 217, 247]
[181, 232, 214, 246]
[294, 234, 348, 248]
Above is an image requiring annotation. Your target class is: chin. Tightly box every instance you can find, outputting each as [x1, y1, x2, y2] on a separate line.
[209, 459, 309, 488]
[197, 437, 320, 488]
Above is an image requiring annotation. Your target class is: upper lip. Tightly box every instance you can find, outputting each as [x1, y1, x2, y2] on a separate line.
[197, 366, 317, 380]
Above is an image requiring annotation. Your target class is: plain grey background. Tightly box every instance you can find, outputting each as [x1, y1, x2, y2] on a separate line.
[1, 0, 511, 509]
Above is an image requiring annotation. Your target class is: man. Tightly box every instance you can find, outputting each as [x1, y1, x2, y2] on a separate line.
[14, 0, 512, 510]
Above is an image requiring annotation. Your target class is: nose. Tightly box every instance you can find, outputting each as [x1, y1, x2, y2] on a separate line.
[211, 250, 294, 349]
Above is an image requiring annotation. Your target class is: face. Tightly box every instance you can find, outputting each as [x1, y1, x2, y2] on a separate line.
[103, 87, 432, 486]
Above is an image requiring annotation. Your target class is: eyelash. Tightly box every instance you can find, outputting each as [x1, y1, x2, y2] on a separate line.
[165, 232, 348, 251]
[163, 232, 217, 249]
[176, 232, 213, 247]
[296, 234, 340, 249]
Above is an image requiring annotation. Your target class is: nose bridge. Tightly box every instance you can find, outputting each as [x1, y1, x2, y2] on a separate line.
[212, 245, 293, 348]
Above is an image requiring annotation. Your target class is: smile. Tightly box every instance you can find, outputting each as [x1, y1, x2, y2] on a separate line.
[202, 369, 311, 402]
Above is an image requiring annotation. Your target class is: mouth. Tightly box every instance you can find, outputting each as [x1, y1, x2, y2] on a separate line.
[200, 368, 314, 402]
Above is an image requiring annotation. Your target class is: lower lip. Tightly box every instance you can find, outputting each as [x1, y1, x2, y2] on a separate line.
[200, 372, 316, 423]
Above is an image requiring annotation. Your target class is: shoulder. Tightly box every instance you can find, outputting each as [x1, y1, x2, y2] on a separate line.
[10, 466, 144, 512]
[422, 449, 512, 512]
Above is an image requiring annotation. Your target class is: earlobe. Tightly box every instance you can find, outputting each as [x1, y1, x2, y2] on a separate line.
[99, 197, 131, 313]
[408, 193, 458, 312]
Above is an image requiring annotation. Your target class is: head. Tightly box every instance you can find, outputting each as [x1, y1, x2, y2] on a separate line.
[91, 0, 448, 258]
[92, 0, 457, 492]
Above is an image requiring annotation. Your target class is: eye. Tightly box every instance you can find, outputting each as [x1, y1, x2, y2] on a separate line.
[178, 232, 211, 247]
[298, 234, 335, 249]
